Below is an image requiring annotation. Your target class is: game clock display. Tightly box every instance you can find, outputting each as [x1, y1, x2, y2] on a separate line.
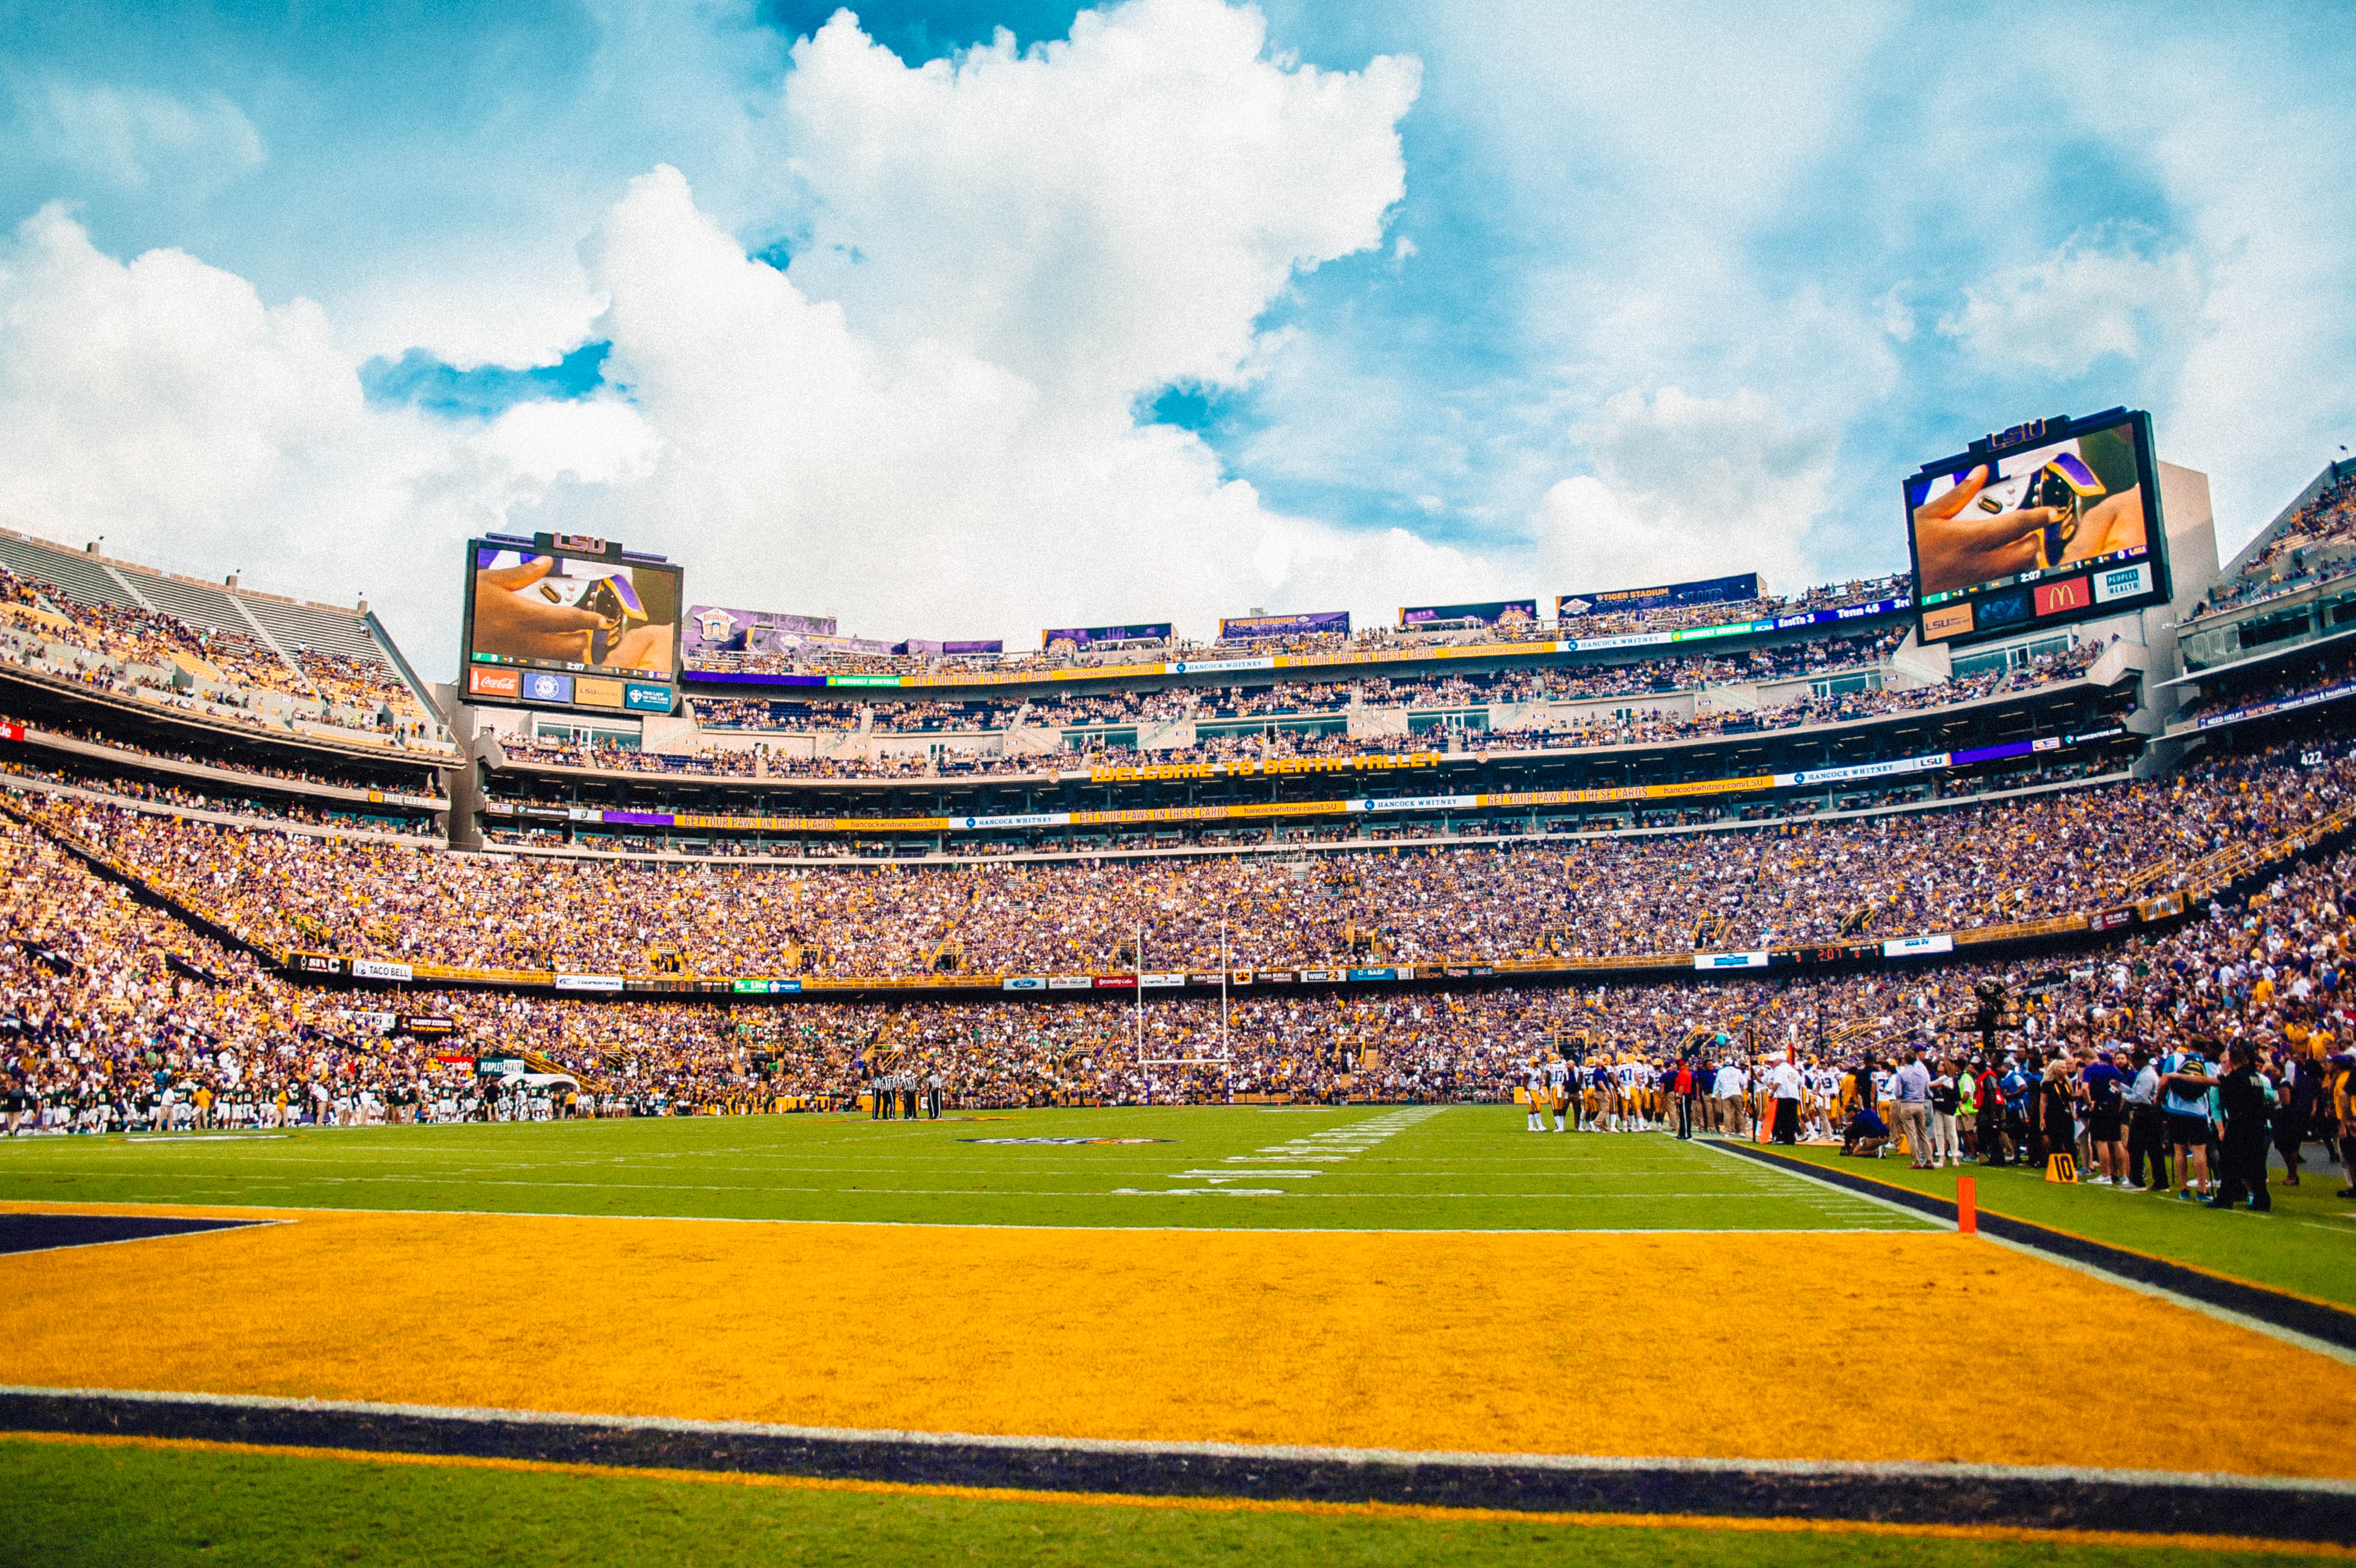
[1902, 408, 2171, 647]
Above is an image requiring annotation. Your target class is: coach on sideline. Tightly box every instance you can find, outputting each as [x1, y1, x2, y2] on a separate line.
[1891, 1049, 1934, 1169]
[1713, 1057, 1749, 1138]
[1765, 1057, 1803, 1145]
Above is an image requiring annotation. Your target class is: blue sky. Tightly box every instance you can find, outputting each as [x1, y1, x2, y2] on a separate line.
[0, 1, 2350, 666]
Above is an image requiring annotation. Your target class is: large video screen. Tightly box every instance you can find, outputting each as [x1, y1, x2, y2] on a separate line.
[460, 538, 682, 714]
[1903, 409, 2169, 647]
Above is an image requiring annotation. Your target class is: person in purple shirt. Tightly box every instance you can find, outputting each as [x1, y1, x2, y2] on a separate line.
[2078, 1050, 2127, 1185]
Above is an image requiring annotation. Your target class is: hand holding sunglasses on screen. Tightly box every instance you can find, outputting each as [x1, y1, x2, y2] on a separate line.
[1909, 465, 2071, 597]
[472, 557, 607, 660]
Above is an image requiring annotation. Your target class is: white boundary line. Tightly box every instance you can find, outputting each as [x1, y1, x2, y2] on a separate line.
[1698, 1141, 2356, 1366]
[1973, 1230, 2356, 1367]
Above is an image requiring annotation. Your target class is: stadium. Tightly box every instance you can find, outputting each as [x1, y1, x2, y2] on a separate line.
[4, 7, 2356, 1564]
[3, 396, 2356, 1566]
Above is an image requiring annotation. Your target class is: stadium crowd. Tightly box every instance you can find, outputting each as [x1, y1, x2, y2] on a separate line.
[23, 738, 2342, 983]
[530, 633, 2104, 785]
[2189, 471, 2356, 621]
[0, 708, 446, 798]
[0, 564, 418, 716]
[0, 758, 430, 837]
[2179, 642, 2356, 725]
[7, 783, 2355, 1216]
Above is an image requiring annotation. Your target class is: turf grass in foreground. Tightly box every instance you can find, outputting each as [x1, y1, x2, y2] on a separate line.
[0, 1437, 2332, 1568]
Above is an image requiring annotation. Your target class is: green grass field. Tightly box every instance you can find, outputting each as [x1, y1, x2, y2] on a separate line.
[0, 1438, 2322, 1568]
[0, 1106, 1933, 1231]
[1777, 1144, 2356, 1306]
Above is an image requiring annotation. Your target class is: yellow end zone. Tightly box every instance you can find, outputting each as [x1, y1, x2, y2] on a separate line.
[2, 1202, 2351, 1482]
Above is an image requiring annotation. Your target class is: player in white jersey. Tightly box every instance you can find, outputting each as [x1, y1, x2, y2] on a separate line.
[1525, 1058, 1547, 1132]
[1809, 1064, 1842, 1140]
[1614, 1060, 1644, 1132]
[1547, 1057, 1571, 1133]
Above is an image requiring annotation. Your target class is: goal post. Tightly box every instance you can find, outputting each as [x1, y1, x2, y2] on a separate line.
[1130, 916, 1234, 1069]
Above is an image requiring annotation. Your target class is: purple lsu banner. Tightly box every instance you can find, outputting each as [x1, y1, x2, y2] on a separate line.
[1398, 599, 1538, 629]
[1219, 610, 1350, 642]
[1041, 622, 1172, 650]
[1557, 573, 1761, 618]
[893, 639, 1004, 656]
[684, 605, 838, 662]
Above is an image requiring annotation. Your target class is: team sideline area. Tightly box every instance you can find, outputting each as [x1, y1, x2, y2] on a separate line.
[2, 1107, 2352, 1566]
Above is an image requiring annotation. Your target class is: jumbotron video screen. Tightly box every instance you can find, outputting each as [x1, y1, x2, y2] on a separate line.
[1903, 409, 2170, 646]
[459, 535, 683, 714]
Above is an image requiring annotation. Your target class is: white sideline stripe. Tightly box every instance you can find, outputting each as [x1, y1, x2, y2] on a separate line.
[2, 1382, 2348, 1496]
[1697, 1143, 2356, 1366]
[121, 1135, 292, 1142]
[1975, 1232, 2356, 1368]
[256, 1178, 1894, 1201]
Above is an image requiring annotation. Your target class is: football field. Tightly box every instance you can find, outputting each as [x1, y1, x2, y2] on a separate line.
[2, 1106, 2351, 1566]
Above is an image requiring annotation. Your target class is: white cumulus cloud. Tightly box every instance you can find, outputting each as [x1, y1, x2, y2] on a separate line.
[552, 154, 1456, 639]
[0, 0, 1448, 663]
[510, 0, 1433, 642]
[7, 77, 265, 198]
[1533, 387, 1836, 597]
[0, 202, 646, 641]
[1938, 228, 2204, 376]
[779, 0, 1420, 403]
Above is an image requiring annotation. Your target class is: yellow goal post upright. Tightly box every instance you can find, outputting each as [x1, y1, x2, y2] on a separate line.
[1131, 918, 1236, 1079]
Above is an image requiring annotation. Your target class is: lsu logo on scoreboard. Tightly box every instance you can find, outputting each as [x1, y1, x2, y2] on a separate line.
[1920, 603, 1973, 642]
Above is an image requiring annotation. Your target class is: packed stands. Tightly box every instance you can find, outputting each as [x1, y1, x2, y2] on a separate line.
[19, 734, 2340, 982]
[2192, 469, 2356, 622]
[0, 529, 445, 749]
[4, 773, 2352, 1124]
[2179, 642, 2356, 726]
[627, 630, 2112, 792]
[9, 467, 2352, 1134]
